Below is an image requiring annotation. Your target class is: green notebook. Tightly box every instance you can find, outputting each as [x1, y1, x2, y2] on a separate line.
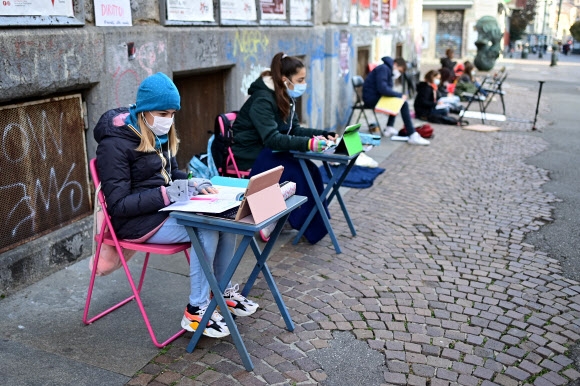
[333, 123, 363, 156]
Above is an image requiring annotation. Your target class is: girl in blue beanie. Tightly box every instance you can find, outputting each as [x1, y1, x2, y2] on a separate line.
[94, 72, 258, 339]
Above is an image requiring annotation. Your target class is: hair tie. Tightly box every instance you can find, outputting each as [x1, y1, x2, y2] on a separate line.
[282, 54, 288, 59]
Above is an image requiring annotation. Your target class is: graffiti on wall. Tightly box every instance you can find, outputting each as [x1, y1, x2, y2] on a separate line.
[1, 39, 84, 89]
[230, 29, 355, 132]
[108, 41, 167, 107]
[229, 30, 271, 97]
[240, 63, 264, 97]
[0, 96, 90, 253]
[230, 30, 270, 63]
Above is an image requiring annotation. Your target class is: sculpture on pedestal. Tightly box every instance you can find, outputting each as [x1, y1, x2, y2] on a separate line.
[474, 16, 502, 71]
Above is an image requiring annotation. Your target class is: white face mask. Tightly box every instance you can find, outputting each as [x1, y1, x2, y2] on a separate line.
[472, 70, 477, 76]
[392, 68, 401, 80]
[434, 79, 441, 86]
[142, 112, 173, 136]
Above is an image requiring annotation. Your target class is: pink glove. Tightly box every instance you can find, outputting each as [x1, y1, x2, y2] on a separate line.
[308, 137, 327, 152]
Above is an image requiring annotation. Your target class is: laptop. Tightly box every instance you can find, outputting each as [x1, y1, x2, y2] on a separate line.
[204, 166, 286, 223]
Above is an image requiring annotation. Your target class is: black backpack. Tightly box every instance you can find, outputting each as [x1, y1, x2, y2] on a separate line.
[210, 112, 237, 175]
[427, 114, 459, 126]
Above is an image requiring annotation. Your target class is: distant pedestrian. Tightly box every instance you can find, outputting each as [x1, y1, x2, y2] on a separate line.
[440, 48, 457, 73]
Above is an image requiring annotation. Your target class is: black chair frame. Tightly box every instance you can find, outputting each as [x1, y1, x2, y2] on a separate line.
[347, 75, 381, 134]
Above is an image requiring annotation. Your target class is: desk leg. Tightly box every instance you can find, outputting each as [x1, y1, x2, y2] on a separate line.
[241, 214, 294, 332]
[242, 214, 287, 293]
[323, 159, 358, 236]
[293, 158, 342, 253]
[183, 228, 254, 371]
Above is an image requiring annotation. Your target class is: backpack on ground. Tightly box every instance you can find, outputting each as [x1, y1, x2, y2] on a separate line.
[398, 124, 434, 139]
[427, 114, 459, 126]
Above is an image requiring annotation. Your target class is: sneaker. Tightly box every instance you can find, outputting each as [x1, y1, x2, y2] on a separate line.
[381, 126, 399, 137]
[408, 132, 430, 146]
[223, 284, 259, 317]
[368, 123, 381, 134]
[181, 304, 230, 338]
[355, 152, 379, 168]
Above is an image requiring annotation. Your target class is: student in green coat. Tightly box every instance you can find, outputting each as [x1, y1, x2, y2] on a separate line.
[231, 52, 337, 244]
[231, 52, 335, 170]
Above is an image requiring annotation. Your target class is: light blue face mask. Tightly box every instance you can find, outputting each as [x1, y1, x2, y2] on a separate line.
[286, 81, 307, 98]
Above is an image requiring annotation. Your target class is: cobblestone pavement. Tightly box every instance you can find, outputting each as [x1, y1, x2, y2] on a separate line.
[127, 82, 580, 386]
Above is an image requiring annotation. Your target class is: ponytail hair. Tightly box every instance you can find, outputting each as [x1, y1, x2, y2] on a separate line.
[265, 52, 305, 121]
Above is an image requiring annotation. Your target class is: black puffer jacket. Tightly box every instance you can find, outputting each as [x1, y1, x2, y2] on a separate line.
[362, 56, 403, 108]
[231, 76, 327, 170]
[414, 82, 441, 119]
[94, 107, 187, 240]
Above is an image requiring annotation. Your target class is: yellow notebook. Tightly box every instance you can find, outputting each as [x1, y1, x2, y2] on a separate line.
[374, 96, 405, 116]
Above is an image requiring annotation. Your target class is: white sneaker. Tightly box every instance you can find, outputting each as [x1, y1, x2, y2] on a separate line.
[355, 152, 378, 168]
[381, 126, 399, 138]
[223, 284, 259, 317]
[408, 132, 430, 146]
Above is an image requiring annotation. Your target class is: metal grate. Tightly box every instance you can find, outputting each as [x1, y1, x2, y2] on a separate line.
[435, 10, 464, 58]
[0, 94, 91, 253]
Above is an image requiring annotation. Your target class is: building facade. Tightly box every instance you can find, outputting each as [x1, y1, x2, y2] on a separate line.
[0, 0, 421, 294]
[421, 0, 501, 62]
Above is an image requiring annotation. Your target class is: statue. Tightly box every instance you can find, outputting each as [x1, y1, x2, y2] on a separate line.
[474, 16, 502, 71]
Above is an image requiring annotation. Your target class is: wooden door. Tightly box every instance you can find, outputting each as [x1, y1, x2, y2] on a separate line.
[173, 71, 227, 170]
[357, 46, 370, 77]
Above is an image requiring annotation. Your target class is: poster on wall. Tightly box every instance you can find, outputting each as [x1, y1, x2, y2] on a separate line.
[94, 0, 132, 26]
[0, 0, 73, 16]
[220, 0, 257, 21]
[339, 31, 350, 77]
[371, 0, 381, 25]
[260, 0, 286, 20]
[350, 0, 357, 25]
[381, 0, 390, 29]
[166, 0, 214, 22]
[358, 0, 370, 26]
[290, 0, 311, 21]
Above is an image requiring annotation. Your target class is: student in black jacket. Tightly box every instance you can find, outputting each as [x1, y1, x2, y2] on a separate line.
[94, 72, 258, 340]
[414, 70, 450, 121]
[362, 56, 430, 145]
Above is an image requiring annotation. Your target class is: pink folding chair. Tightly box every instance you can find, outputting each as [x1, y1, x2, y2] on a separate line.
[217, 112, 251, 178]
[83, 158, 191, 348]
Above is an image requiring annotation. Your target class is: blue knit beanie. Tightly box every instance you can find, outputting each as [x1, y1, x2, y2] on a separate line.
[134, 72, 181, 113]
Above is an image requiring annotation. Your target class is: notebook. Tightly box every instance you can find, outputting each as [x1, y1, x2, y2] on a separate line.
[329, 123, 363, 156]
[203, 166, 286, 223]
[374, 96, 405, 116]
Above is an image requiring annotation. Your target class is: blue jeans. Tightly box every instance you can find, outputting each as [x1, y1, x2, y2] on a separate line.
[387, 101, 415, 135]
[146, 217, 236, 307]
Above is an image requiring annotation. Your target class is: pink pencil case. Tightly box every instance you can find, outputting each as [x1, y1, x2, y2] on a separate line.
[280, 181, 296, 200]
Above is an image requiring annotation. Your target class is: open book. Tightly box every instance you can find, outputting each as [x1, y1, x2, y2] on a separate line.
[159, 185, 245, 214]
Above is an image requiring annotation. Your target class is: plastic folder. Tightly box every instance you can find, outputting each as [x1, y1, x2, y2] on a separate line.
[374, 96, 405, 116]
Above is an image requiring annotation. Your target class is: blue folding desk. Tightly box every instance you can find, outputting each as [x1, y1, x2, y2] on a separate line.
[170, 194, 306, 371]
[290, 150, 361, 254]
